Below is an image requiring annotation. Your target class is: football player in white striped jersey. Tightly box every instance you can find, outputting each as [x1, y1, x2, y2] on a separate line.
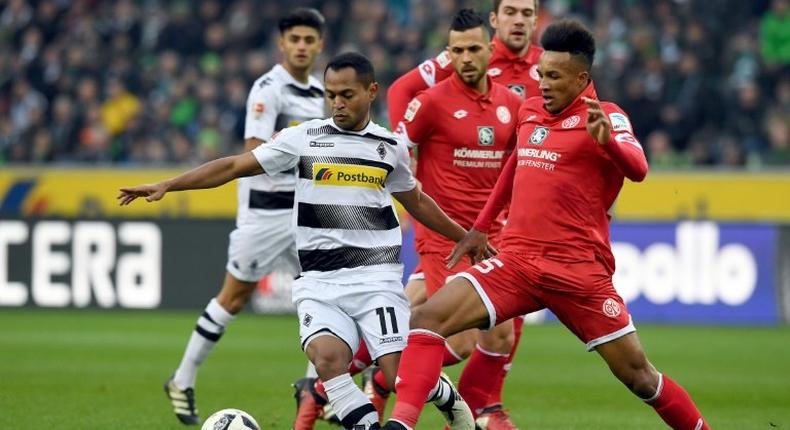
[119, 53, 483, 430]
[159, 8, 326, 426]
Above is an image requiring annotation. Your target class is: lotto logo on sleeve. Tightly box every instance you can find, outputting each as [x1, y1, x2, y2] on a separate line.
[313, 163, 387, 189]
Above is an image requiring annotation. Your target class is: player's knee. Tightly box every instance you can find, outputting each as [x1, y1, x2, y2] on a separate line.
[613, 361, 659, 398]
[311, 348, 351, 379]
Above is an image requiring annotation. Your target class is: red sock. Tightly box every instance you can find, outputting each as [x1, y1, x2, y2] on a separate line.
[372, 367, 391, 393]
[485, 316, 524, 406]
[348, 341, 373, 376]
[457, 346, 509, 417]
[646, 374, 709, 430]
[390, 330, 446, 428]
[442, 343, 463, 367]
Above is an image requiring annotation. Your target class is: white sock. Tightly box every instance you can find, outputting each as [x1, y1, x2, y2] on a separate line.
[173, 298, 235, 389]
[323, 373, 379, 428]
[426, 377, 452, 406]
[305, 361, 318, 378]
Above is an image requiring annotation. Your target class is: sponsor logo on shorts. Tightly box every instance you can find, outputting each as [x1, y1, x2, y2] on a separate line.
[602, 298, 621, 318]
[303, 313, 313, 327]
[313, 163, 387, 190]
[379, 336, 404, 345]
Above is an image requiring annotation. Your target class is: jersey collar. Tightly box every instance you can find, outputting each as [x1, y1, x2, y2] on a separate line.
[491, 36, 540, 65]
[274, 63, 318, 89]
[450, 72, 494, 103]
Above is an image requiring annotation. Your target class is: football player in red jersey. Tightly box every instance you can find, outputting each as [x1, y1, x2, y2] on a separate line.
[380, 20, 711, 430]
[384, 3, 543, 428]
[372, 9, 523, 427]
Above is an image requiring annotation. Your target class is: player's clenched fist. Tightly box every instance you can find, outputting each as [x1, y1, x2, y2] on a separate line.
[583, 96, 611, 146]
[117, 182, 169, 206]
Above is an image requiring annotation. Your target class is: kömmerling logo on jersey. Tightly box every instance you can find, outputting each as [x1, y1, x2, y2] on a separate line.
[313, 162, 387, 190]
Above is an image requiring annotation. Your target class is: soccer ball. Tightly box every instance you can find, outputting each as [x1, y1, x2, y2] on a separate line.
[201, 408, 260, 430]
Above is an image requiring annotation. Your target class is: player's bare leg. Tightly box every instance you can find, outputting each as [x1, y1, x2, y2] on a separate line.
[596, 332, 710, 429]
[303, 336, 380, 429]
[167, 272, 256, 425]
[384, 277, 488, 429]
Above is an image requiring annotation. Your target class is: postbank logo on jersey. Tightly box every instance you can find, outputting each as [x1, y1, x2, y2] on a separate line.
[528, 126, 549, 145]
[313, 162, 387, 190]
[478, 126, 495, 146]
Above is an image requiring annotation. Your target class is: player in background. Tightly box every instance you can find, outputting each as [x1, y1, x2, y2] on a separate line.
[162, 8, 326, 425]
[380, 20, 711, 430]
[362, 9, 523, 427]
[120, 52, 478, 430]
[384, 2, 542, 427]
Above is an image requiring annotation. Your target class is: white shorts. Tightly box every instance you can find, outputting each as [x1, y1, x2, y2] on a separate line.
[295, 278, 410, 360]
[226, 221, 299, 283]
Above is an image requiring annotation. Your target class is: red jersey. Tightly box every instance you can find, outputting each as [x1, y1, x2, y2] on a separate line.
[401, 73, 522, 253]
[387, 37, 543, 128]
[473, 83, 648, 274]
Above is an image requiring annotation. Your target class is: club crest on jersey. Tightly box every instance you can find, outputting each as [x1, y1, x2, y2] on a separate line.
[528, 126, 549, 145]
[508, 84, 526, 98]
[529, 64, 540, 81]
[562, 115, 580, 129]
[478, 126, 495, 146]
[496, 106, 511, 124]
[377, 142, 387, 160]
[404, 98, 421, 122]
[453, 110, 468, 119]
[602, 298, 621, 318]
[487, 67, 502, 77]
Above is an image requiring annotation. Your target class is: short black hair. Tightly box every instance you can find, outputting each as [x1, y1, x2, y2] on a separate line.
[450, 9, 486, 32]
[324, 52, 376, 87]
[278, 7, 325, 36]
[540, 19, 596, 70]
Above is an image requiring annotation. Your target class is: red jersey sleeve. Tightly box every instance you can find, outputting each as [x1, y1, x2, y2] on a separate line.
[387, 51, 454, 128]
[600, 103, 648, 182]
[473, 149, 517, 233]
[400, 93, 434, 146]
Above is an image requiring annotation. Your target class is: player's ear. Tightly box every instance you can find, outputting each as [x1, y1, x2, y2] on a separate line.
[489, 10, 498, 30]
[277, 34, 285, 53]
[368, 81, 379, 101]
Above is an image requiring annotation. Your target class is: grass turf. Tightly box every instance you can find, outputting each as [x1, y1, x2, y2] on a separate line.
[0, 309, 788, 429]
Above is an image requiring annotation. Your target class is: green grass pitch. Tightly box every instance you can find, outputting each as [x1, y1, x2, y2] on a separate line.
[1, 309, 788, 429]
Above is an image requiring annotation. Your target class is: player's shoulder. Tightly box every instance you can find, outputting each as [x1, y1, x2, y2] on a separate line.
[367, 121, 401, 143]
[491, 81, 523, 105]
[417, 50, 454, 87]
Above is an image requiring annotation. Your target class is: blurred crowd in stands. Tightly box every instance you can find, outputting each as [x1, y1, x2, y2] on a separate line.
[1, 0, 788, 167]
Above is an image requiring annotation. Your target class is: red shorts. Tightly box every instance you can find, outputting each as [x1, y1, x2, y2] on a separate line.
[421, 252, 474, 297]
[407, 261, 424, 282]
[457, 252, 634, 350]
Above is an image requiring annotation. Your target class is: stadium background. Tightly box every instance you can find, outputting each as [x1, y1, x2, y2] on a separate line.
[1, 0, 789, 428]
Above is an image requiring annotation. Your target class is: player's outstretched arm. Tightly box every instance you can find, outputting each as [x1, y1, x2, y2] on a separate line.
[117, 152, 264, 206]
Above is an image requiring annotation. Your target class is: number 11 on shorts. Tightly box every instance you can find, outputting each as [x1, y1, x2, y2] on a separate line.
[375, 307, 399, 335]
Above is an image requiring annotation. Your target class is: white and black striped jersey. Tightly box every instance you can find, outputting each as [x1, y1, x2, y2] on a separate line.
[238, 64, 325, 226]
[251, 118, 417, 283]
